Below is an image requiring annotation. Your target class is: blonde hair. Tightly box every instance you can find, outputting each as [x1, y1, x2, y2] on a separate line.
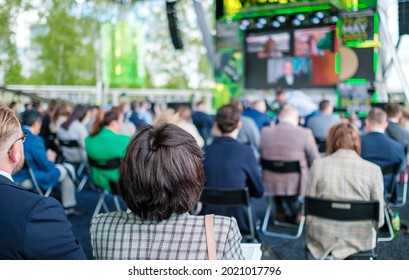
[0, 104, 21, 152]
[326, 123, 361, 155]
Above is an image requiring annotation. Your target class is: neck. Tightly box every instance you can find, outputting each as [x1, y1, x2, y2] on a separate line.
[221, 129, 239, 139]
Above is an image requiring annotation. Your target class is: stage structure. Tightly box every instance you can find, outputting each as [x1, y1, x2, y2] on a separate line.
[213, 0, 379, 115]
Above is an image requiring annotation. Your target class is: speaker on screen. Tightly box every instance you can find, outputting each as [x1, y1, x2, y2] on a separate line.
[166, 0, 184, 50]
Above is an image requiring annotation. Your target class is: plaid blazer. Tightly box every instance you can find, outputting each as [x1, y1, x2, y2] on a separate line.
[90, 212, 244, 260]
[306, 149, 385, 260]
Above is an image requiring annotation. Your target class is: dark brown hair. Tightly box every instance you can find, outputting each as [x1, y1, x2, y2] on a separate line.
[326, 123, 361, 155]
[215, 104, 241, 134]
[385, 103, 402, 118]
[118, 123, 205, 221]
[90, 107, 122, 136]
[319, 100, 330, 111]
[61, 105, 89, 130]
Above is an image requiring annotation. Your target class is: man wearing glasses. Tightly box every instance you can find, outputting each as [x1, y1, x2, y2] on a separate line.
[0, 104, 86, 259]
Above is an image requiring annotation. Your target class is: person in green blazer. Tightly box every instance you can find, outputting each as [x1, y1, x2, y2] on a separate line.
[85, 107, 130, 191]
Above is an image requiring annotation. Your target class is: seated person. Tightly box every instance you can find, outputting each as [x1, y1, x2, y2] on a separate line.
[260, 105, 319, 223]
[307, 123, 384, 260]
[85, 107, 130, 191]
[361, 108, 405, 201]
[306, 100, 341, 140]
[13, 110, 80, 216]
[0, 104, 86, 260]
[200, 104, 264, 236]
[90, 124, 244, 260]
[57, 105, 90, 164]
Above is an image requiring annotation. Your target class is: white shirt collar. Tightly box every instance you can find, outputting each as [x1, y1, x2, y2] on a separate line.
[0, 170, 14, 182]
[285, 75, 294, 85]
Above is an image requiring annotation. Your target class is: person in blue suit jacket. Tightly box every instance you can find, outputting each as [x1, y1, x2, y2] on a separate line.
[0, 104, 86, 259]
[361, 108, 406, 202]
[200, 104, 264, 236]
[13, 110, 79, 215]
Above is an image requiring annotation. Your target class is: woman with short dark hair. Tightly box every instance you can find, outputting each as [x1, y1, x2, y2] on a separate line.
[90, 123, 244, 260]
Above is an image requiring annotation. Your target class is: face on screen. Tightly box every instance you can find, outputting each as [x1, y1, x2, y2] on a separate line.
[244, 26, 337, 89]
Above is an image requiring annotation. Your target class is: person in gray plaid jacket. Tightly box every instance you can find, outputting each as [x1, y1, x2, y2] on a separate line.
[90, 123, 244, 260]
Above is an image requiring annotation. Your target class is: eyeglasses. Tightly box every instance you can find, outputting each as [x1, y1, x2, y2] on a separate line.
[7, 132, 27, 154]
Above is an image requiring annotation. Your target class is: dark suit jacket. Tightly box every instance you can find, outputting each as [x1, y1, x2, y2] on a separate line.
[200, 137, 264, 234]
[275, 74, 308, 88]
[0, 175, 86, 259]
[13, 126, 60, 189]
[361, 132, 406, 197]
[386, 122, 409, 155]
[192, 111, 213, 145]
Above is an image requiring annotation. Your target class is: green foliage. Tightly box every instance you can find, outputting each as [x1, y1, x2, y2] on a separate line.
[28, 0, 98, 85]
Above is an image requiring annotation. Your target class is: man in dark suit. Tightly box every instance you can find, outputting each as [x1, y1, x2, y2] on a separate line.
[361, 108, 406, 201]
[275, 59, 308, 88]
[0, 104, 86, 259]
[200, 104, 264, 236]
[385, 103, 409, 155]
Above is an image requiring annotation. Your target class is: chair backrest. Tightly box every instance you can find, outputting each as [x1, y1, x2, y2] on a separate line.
[200, 187, 251, 207]
[315, 137, 327, 154]
[304, 197, 379, 222]
[59, 139, 80, 148]
[87, 157, 121, 170]
[260, 159, 301, 174]
[381, 163, 401, 202]
[199, 187, 255, 241]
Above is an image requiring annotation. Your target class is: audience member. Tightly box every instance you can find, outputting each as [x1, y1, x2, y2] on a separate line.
[57, 105, 90, 164]
[386, 103, 409, 155]
[175, 104, 204, 148]
[230, 98, 260, 156]
[129, 101, 145, 129]
[192, 101, 213, 145]
[0, 104, 86, 259]
[90, 124, 244, 260]
[242, 99, 272, 131]
[85, 107, 130, 191]
[270, 87, 287, 118]
[306, 100, 341, 140]
[306, 123, 384, 260]
[260, 104, 319, 223]
[137, 100, 153, 125]
[13, 110, 80, 216]
[200, 104, 264, 236]
[118, 101, 136, 137]
[399, 106, 409, 133]
[361, 108, 405, 201]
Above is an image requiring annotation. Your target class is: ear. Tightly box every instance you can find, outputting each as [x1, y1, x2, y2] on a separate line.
[236, 120, 242, 131]
[8, 143, 22, 164]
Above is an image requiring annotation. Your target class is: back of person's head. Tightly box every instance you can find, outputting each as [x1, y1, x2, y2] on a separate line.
[229, 98, 244, 112]
[51, 102, 71, 124]
[175, 104, 191, 121]
[118, 123, 204, 221]
[278, 104, 299, 123]
[385, 103, 402, 119]
[0, 104, 21, 154]
[154, 108, 179, 125]
[90, 107, 122, 136]
[61, 105, 89, 130]
[319, 100, 332, 112]
[215, 104, 241, 134]
[366, 108, 387, 127]
[22, 109, 43, 127]
[275, 87, 287, 104]
[195, 101, 205, 111]
[326, 123, 361, 155]
[252, 100, 267, 113]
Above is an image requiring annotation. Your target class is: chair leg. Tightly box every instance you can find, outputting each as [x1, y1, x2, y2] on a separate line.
[261, 196, 305, 239]
[77, 175, 88, 192]
[113, 195, 121, 211]
[378, 206, 394, 242]
[93, 192, 106, 218]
